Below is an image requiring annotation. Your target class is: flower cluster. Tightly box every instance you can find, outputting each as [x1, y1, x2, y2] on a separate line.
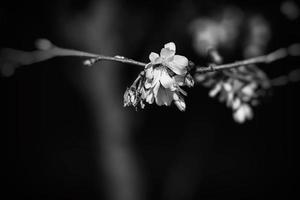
[124, 42, 194, 111]
[195, 65, 270, 123]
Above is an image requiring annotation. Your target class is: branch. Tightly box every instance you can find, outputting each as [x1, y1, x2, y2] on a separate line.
[0, 39, 146, 77]
[1, 39, 299, 77]
[195, 44, 300, 73]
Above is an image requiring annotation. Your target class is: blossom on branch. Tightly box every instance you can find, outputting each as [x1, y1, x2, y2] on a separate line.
[195, 65, 270, 123]
[124, 42, 194, 111]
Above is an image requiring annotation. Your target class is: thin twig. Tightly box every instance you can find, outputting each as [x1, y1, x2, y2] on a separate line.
[83, 55, 147, 67]
[0, 39, 146, 76]
[1, 40, 100, 65]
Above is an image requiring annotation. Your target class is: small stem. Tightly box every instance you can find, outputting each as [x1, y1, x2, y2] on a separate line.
[84, 55, 147, 67]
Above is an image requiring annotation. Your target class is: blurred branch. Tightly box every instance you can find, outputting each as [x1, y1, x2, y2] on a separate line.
[195, 43, 300, 73]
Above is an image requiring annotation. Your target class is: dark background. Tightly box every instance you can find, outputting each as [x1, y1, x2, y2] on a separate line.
[1, 0, 299, 200]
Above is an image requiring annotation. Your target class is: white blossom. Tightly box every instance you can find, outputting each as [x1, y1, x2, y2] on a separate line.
[124, 42, 193, 111]
[195, 65, 270, 123]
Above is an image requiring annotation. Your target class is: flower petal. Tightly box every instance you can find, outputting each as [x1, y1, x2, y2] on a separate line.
[145, 66, 154, 79]
[152, 81, 160, 97]
[160, 48, 175, 60]
[209, 83, 221, 97]
[155, 86, 173, 106]
[233, 104, 253, 123]
[174, 100, 186, 111]
[223, 82, 232, 92]
[144, 79, 153, 89]
[242, 83, 256, 97]
[146, 92, 154, 104]
[159, 69, 176, 89]
[152, 67, 163, 86]
[233, 107, 246, 123]
[232, 98, 241, 110]
[174, 75, 185, 86]
[164, 42, 176, 52]
[149, 52, 160, 63]
[167, 55, 188, 75]
[173, 93, 186, 111]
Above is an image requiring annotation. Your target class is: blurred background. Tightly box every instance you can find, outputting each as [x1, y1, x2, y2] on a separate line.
[0, 0, 299, 199]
